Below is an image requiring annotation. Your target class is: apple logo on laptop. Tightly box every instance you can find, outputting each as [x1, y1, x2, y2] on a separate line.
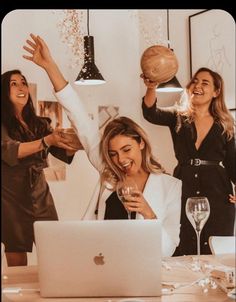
[93, 253, 105, 265]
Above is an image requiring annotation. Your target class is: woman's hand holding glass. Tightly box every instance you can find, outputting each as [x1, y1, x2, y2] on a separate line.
[116, 178, 156, 220]
[116, 179, 137, 219]
[124, 190, 157, 219]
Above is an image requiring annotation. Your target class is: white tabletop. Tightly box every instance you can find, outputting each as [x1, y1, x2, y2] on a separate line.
[2, 254, 234, 302]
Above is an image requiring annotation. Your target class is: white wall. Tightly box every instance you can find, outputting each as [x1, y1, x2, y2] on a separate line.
[2, 9, 141, 264]
[2, 9, 209, 264]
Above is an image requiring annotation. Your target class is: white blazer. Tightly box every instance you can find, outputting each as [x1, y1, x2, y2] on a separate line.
[54, 84, 182, 257]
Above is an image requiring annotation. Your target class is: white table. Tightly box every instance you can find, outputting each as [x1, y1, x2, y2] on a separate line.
[2, 255, 234, 301]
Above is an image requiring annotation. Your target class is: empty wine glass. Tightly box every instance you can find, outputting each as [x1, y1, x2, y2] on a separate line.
[116, 178, 138, 219]
[185, 196, 210, 255]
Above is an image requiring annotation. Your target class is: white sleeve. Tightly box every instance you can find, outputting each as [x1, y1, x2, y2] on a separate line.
[161, 178, 182, 257]
[54, 84, 104, 172]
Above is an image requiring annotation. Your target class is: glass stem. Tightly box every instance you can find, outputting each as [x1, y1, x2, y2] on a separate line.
[127, 211, 131, 220]
[196, 230, 201, 255]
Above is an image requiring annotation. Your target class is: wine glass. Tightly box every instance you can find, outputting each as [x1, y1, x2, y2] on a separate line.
[116, 178, 138, 219]
[185, 196, 210, 255]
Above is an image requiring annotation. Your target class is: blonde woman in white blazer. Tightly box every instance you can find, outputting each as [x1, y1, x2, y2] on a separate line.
[23, 34, 182, 257]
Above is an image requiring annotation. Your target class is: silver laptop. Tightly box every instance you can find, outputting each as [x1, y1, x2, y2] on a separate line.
[34, 220, 162, 298]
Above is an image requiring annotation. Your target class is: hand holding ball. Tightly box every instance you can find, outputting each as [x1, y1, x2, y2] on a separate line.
[141, 45, 178, 83]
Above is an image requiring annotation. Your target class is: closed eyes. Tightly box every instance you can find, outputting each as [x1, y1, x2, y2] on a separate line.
[108, 148, 131, 157]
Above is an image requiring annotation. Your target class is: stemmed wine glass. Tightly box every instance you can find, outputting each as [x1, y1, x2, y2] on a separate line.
[116, 178, 138, 219]
[185, 196, 210, 255]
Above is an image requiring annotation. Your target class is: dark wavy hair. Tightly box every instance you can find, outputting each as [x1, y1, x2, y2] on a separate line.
[1, 70, 46, 139]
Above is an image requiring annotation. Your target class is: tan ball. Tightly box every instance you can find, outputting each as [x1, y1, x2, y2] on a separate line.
[141, 45, 179, 83]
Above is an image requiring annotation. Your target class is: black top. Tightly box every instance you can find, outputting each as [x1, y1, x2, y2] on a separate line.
[104, 191, 136, 220]
[142, 100, 236, 255]
[1, 118, 74, 252]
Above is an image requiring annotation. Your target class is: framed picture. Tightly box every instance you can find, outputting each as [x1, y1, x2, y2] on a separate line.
[98, 105, 119, 133]
[189, 9, 235, 109]
[28, 83, 37, 109]
[38, 101, 63, 128]
[38, 100, 65, 181]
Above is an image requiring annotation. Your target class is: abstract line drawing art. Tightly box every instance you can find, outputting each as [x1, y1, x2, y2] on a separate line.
[189, 10, 235, 109]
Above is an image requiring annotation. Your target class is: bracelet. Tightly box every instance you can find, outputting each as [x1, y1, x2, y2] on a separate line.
[41, 137, 49, 150]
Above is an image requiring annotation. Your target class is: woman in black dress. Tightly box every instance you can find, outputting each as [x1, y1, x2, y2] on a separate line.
[1, 70, 78, 266]
[141, 67, 235, 255]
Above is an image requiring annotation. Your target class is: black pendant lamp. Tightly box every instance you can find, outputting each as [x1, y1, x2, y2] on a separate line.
[156, 10, 183, 93]
[75, 10, 105, 85]
[157, 75, 183, 92]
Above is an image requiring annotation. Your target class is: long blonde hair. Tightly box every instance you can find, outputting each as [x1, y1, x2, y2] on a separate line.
[100, 116, 165, 187]
[177, 67, 234, 140]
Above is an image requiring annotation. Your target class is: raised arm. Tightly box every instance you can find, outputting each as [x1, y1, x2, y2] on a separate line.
[140, 73, 177, 127]
[23, 34, 67, 92]
[140, 73, 159, 108]
[23, 34, 103, 172]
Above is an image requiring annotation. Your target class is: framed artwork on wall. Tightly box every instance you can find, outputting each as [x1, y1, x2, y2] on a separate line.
[38, 101, 63, 128]
[189, 9, 235, 109]
[28, 83, 37, 109]
[38, 100, 65, 181]
[98, 105, 119, 133]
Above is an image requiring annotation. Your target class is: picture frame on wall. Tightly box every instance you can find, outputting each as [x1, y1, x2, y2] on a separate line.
[98, 105, 119, 133]
[28, 83, 37, 109]
[38, 100, 66, 181]
[189, 9, 235, 110]
[38, 101, 63, 129]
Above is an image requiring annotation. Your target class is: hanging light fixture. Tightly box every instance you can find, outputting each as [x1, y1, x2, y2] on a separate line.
[156, 10, 183, 92]
[75, 10, 106, 85]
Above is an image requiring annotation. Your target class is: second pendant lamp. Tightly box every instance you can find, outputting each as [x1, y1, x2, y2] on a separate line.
[156, 10, 183, 93]
[75, 10, 105, 85]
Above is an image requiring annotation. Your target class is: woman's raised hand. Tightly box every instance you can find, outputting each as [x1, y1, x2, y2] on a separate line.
[140, 73, 159, 89]
[23, 34, 67, 92]
[23, 33, 54, 69]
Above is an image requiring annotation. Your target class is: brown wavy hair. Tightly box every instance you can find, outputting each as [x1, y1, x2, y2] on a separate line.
[178, 67, 234, 140]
